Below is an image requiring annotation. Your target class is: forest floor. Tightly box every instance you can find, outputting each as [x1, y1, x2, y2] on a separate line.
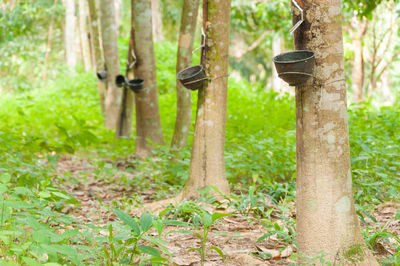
[54, 155, 400, 265]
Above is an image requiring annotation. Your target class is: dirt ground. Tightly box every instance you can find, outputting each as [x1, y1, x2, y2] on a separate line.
[54, 155, 400, 265]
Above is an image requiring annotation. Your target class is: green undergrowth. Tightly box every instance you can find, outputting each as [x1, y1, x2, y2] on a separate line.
[0, 41, 399, 263]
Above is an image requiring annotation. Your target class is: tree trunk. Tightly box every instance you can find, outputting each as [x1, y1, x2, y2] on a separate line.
[182, 0, 231, 199]
[352, 36, 364, 102]
[271, 36, 282, 91]
[116, 4, 136, 138]
[351, 17, 368, 103]
[43, 0, 58, 82]
[133, 0, 165, 157]
[87, 0, 106, 115]
[78, 0, 92, 71]
[380, 70, 393, 106]
[292, 1, 378, 264]
[151, 0, 164, 42]
[171, 0, 199, 149]
[99, 0, 123, 130]
[114, 0, 122, 32]
[65, 0, 77, 69]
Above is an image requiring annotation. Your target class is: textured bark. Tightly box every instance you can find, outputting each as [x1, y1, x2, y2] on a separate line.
[87, 0, 106, 115]
[116, 4, 136, 138]
[151, 0, 164, 42]
[78, 0, 92, 71]
[182, 0, 231, 199]
[171, 0, 199, 149]
[65, 0, 77, 68]
[292, 1, 378, 264]
[99, 0, 123, 130]
[133, 0, 165, 156]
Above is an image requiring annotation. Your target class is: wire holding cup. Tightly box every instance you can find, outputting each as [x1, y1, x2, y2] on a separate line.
[289, 0, 304, 34]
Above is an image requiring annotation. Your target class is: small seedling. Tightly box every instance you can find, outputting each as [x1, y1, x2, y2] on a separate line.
[165, 202, 232, 266]
[112, 209, 171, 265]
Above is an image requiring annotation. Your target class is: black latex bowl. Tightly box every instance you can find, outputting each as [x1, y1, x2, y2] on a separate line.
[97, 71, 107, 81]
[273, 50, 315, 86]
[115, 75, 129, 88]
[177, 65, 206, 91]
[127, 79, 144, 93]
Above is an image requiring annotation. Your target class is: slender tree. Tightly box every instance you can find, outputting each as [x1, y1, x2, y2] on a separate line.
[78, 0, 92, 71]
[292, 0, 378, 264]
[133, 0, 165, 156]
[351, 17, 368, 103]
[116, 2, 136, 138]
[151, 0, 164, 42]
[171, 0, 200, 149]
[99, 0, 123, 130]
[87, 0, 106, 115]
[182, 0, 231, 199]
[43, 0, 59, 82]
[64, 0, 76, 69]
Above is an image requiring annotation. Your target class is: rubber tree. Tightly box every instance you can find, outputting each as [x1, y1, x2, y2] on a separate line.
[99, 0, 123, 130]
[351, 17, 368, 103]
[78, 0, 91, 71]
[64, 0, 76, 69]
[87, 0, 106, 115]
[292, 0, 378, 264]
[151, 0, 164, 42]
[116, 1, 136, 138]
[182, 0, 231, 199]
[133, 0, 165, 157]
[171, 0, 199, 149]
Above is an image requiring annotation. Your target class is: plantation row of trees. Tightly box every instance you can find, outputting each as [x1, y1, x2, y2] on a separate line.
[1, 0, 399, 264]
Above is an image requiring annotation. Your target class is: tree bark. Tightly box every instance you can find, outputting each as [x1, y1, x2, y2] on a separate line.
[65, 0, 77, 69]
[99, 0, 123, 130]
[87, 0, 107, 115]
[133, 0, 165, 157]
[116, 3, 136, 138]
[171, 0, 199, 149]
[151, 0, 164, 42]
[78, 0, 92, 71]
[292, 1, 378, 264]
[182, 0, 231, 199]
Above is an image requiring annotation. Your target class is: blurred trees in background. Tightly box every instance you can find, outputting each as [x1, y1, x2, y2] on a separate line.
[1, 0, 399, 103]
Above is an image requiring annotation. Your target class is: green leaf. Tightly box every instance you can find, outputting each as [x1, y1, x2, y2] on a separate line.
[209, 246, 225, 261]
[211, 213, 233, 223]
[257, 233, 270, 243]
[162, 220, 194, 228]
[153, 219, 164, 236]
[22, 257, 41, 266]
[0, 184, 8, 194]
[38, 191, 51, 199]
[113, 209, 141, 235]
[51, 192, 71, 200]
[188, 248, 201, 253]
[0, 173, 11, 184]
[13, 187, 34, 196]
[202, 211, 213, 227]
[165, 230, 194, 236]
[138, 245, 161, 257]
[395, 210, 400, 220]
[140, 213, 153, 232]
